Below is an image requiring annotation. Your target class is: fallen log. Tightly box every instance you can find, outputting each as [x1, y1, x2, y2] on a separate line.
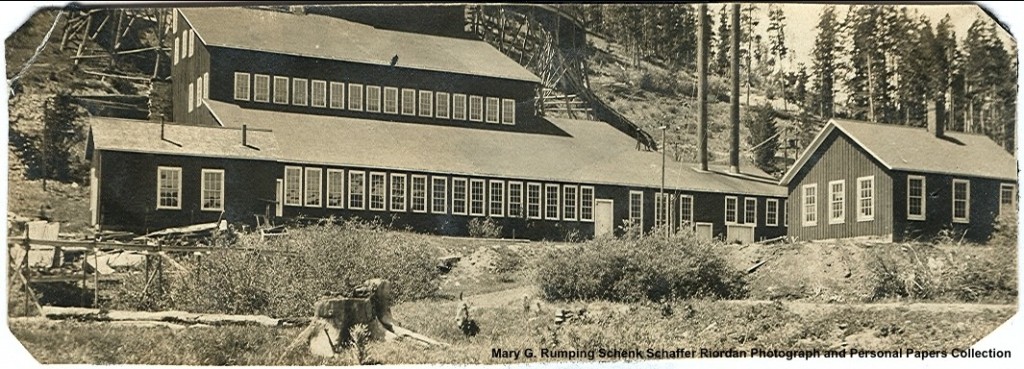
[40, 306, 303, 327]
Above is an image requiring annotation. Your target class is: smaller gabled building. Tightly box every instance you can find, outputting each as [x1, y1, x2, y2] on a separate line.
[780, 116, 1017, 243]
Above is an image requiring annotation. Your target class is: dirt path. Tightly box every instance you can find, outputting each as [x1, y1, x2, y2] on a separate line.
[466, 285, 539, 309]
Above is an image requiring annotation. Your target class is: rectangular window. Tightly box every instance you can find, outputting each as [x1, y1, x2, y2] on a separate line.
[348, 83, 364, 111]
[452, 178, 468, 215]
[329, 82, 345, 109]
[436, 92, 450, 119]
[784, 200, 789, 227]
[390, 173, 407, 212]
[284, 166, 302, 206]
[1000, 183, 1016, 215]
[952, 179, 970, 223]
[369, 172, 386, 211]
[383, 87, 399, 114]
[326, 169, 344, 209]
[725, 196, 739, 224]
[452, 94, 467, 120]
[802, 184, 818, 226]
[629, 191, 644, 225]
[188, 29, 195, 57]
[485, 97, 500, 123]
[254, 74, 270, 102]
[765, 199, 779, 227]
[180, 31, 188, 60]
[545, 184, 560, 220]
[310, 80, 327, 108]
[273, 76, 289, 104]
[744, 198, 757, 225]
[172, 12, 178, 33]
[401, 88, 417, 116]
[907, 176, 926, 220]
[173, 37, 179, 65]
[654, 192, 669, 228]
[501, 98, 516, 125]
[204, 72, 209, 99]
[857, 176, 875, 222]
[233, 72, 250, 101]
[470, 179, 486, 216]
[348, 171, 366, 210]
[304, 168, 322, 207]
[580, 186, 595, 222]
[829, 180, 845, 224]
[187, 82, 194, 112]
[419, 90, 433, 117]
[292, 78, 308, 106]
[411, 175, 427, 213]
[195, 77, 203, 108]
[508, 182, 524, 218]
[366, 85, 381, 113]
[489, 180, 505, 217]
[680, 195, 694, 226]
[157, 167, 182, 210]
[431, 176, 447, 214]
[469, 95, 483, 122]
[563, 185, 578, 221]
[527, 183, 542, 219]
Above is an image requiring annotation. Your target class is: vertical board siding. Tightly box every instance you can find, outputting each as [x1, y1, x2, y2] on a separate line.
[892, 171, 1009, 243]
[787, 132, 893, 241]
[172, 11, 214, 126]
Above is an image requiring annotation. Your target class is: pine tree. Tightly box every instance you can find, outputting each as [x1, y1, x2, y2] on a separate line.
[935, 15, 961, 131]
[811, 5, 841, 118]
[41, 91, 86, 183]
[962, 17, 1015, 150]
[766, 5, 788, 108]
[714, 5, 731, 76]
[744, 103, 780, 173]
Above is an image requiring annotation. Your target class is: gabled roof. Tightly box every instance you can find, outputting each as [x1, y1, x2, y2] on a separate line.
[781, 119, 1018, 185]
[199, 101, 784, 196]
[178, 7, 542, 83]
[89, 117, 279, 161]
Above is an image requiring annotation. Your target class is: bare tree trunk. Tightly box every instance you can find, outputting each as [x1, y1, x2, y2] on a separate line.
[867, 53, 875, 122]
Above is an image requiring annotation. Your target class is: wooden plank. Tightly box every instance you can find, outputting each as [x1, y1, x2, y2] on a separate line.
[40, 306, 293, 327]
[6, 237, 294, 254]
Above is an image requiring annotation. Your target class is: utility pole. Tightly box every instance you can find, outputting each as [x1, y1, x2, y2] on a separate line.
[660, 125, 668, 238]
[697, 4, 709, 172]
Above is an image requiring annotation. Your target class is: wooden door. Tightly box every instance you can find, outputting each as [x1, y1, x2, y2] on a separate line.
[275, 179, 284, 217]
[594, 199, 614, 237]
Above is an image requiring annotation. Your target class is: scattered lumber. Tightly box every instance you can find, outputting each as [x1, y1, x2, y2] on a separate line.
[746, 260, 767, 274]
[40, 306, 301, 327]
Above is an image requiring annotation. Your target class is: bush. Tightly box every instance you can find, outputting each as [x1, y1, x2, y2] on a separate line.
[638, 69, 680, 95]
[468, 217, 502, 239]
[110, 220, 442, 317]
[867, 243, 1017, 303]
[536, 231, 746, 302]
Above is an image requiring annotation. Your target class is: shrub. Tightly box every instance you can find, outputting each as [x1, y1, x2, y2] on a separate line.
[638, 69, 679, 95]
[536, 231, 746, 302]
[867, 243, 1017, 303]
[468, 217, 502, 239]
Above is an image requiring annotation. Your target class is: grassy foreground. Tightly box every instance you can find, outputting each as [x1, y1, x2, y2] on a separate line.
[10, 298, 1015, 365]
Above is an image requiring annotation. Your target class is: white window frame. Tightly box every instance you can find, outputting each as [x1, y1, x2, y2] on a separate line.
[369, 172, 387, 211]
[401, 88, 417, 116]
[180, 31, 188, 60]
[199, 169, 225, 212]
[188, 29, 195, 57]
[273, 76, 289, 104]
[303, 167, 322, 207]
[452, 178, 468, 215]
[828, 180, 845, 225]
[172, 14, 178, 33]
[348, 171, 366, 210]
[629, 191, 644, 226]
[526, 183, 542, 219]
[469, 95, 484, 122]
[326, 169, 345, 209]
[765, 199, 778, 227]
[1000, 183, 1016, 215]
[509, 181, 524, 218]
[452, 93, 467, 120]
[489, 180, 505, 218]
[156, 166, 182, 210]
[857, 176, 875, 222]
[545, 184, 561, 220]
[431, 176, 448, 214]
[329, 81, 345, 109]
[383, 87, 399, 114]
[348, 83, 364, 111]
[390, 173, 407, 212]
[283, 166, 302, 207]
[563, 185, 578, 221]
[187, 82, 194, 112]
[292, 78, 309, 106]
[436, 92, 450, 119]
[418, 90, 434, 117]
[485, 97, 500, 124]
[365, 85, 382, 113]
[310, 80, 327, 108]
[654, 192, 670, 228]
[744, 197, 757, 225]
[725, 196, 739, 224]
[411, 175, 428, 213]
[802, 184, 818, 227]
[580, 186, 595, 222]
[784, 199, 789, 227]
[173, 37, 179, 65]
[253, 74, 270, 102]
[680, 194, 694, 226]
[907, 175, 926, 221]
[195, 76, 204, 108]
[469, 179, 486, 216]
[501, 98, 516, 125]
[952, 179, 970, 223]
[203, 72, 210, 99]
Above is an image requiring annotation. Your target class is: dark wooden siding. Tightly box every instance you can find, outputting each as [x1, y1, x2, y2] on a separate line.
[891, 171, 1011, 243]
[205, 47, 550, 134]
[786, 132, 894, 241]
[96, 150, 278, 234]
[172, 10, 214, 126]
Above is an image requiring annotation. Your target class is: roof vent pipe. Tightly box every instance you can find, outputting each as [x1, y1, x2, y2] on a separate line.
[160, 115, 165, 141]
[242, 124, 248, 147]
[927, 100, 944, 138]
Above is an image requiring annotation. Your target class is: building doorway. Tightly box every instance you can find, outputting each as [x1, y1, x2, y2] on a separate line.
[594, 199, 614, 237]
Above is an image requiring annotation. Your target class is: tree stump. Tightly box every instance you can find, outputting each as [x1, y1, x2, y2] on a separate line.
[307, 279, 394, 357]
